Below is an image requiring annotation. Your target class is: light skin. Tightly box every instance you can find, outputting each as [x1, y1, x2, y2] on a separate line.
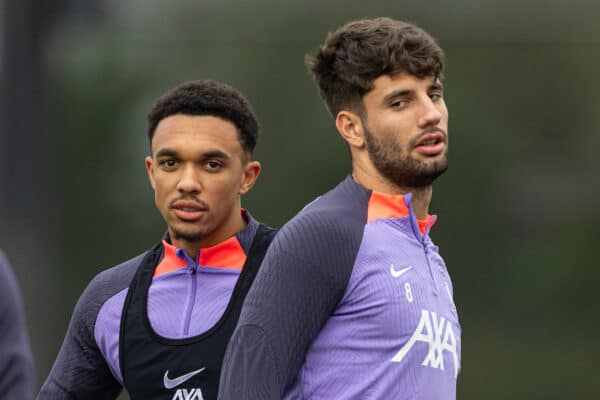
[145, 114, 260, 258]
[335, 72, 449, 219]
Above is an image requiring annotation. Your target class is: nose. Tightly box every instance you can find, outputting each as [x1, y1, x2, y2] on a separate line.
[176, 164, 202, 194]
[417, 97, 443, 129]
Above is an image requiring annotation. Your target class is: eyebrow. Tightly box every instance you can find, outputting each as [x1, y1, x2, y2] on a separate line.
[382, 89, 413, 104]
[154, 148, 231, 160]
[201, 150, 230, 160]
[430, 82, 444, 91]
[155, 149, 179, 158]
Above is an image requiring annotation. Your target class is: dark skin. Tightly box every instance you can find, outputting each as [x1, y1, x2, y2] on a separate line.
[145, 114, 261, 257]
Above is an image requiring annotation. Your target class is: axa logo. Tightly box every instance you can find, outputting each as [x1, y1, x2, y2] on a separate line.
[391, 309, 459, 378]
[171, 388, 204, 400]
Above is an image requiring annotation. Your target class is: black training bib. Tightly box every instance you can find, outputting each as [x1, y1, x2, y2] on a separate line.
[120, 224, 275, 400]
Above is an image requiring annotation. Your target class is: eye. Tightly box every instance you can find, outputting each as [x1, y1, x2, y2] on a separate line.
[430, 92, 443, 101]
[158, 159, 178, 170]
[390, 99, 409, 109]
[205, 160, 223, 171]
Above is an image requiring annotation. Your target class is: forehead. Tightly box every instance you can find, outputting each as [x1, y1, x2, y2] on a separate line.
[151, 114, 242, 155]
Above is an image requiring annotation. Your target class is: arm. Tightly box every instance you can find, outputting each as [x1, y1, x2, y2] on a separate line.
[0, 250, 35, 400]
[218, 212, 360, 399]
[38, 276, 123, 399]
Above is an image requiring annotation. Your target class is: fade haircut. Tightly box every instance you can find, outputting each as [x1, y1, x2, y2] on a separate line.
[147, 80, 259, 154]
[305, 17, 444, 117]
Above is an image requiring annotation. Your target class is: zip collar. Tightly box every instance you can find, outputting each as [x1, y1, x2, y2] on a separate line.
[153, 210, 256, 277]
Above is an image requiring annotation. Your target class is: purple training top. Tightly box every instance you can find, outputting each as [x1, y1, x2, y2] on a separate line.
[219, 176, 461, 400]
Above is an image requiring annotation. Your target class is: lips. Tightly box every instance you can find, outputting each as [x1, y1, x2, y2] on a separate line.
[171, 199, 206, 221]
[414, 132, 446, 156]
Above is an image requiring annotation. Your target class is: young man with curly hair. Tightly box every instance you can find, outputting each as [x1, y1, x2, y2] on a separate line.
[219, 18, 461, 400]
[39, 80, 275, 400]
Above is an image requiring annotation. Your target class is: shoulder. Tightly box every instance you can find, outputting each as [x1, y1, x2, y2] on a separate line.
[0, 249, 25, 317]
[86, 252, 147, 296]
[74, 251, 148, 332]
[0, 248, 17, 285]
[271, 177, 370, 263]
[0, 249, 27, 333]
[0, 249, 17, 296]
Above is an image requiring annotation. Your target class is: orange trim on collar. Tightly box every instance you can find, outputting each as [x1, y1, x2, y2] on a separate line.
[154, 241, 187, 277]
[417, 215, 437, 234]
[367, 191, 435, 235]
[198, 236, 246, 270]
[367, 191, 410, 223]
[153, 236, 247, 278]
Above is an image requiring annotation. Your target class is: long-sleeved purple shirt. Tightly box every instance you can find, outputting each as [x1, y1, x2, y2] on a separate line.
[39, 212, 261, 399]
[0, 249, 35, 400]
[219, 177, 461, 399]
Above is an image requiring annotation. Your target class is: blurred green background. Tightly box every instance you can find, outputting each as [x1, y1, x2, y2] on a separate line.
[1, 0, 598, 398]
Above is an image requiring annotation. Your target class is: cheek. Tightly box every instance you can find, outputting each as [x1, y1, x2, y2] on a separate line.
[154, 184, 167, 208]
[208, 180, 240, 204]
[378, 115, 411, 136]
[153, 178, 176, 205]
[380, 122, 411, 147]
[439, 103, 449, 123]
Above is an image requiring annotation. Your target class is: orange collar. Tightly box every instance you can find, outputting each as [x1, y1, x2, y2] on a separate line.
[367, 190, 436, 234]
[153, 235, 247, 278]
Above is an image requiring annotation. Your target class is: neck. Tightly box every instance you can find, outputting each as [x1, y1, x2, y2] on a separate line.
[406, 186, 433, 220]
[352, 164, 433, 220]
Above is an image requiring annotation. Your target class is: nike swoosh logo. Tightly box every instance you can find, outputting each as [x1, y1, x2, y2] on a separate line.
[164, 367, 206, 389]
[390, 264, 413, 278]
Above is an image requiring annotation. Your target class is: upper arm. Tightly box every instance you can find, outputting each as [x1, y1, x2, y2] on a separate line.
[219, 213, 362, 399]
[38, 275, 123, 400]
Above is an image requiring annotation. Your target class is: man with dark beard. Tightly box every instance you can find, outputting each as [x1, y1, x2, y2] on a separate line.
[219, 18, 460, 400]
[39, 80, 275, 400]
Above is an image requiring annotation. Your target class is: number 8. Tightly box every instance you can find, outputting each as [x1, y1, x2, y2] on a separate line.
[405, 282, 413, 303]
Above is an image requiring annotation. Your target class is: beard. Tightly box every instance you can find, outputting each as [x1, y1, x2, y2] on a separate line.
[170, 227, 205, 243]
[363, 124, 449, 188]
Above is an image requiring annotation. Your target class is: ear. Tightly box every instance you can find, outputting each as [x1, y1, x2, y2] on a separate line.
[145, 156, 156, 190]
[335, 110, 366, 150]
[239, 160, 261, 195]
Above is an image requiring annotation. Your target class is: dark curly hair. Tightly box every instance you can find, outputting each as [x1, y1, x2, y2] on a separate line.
[305, 17, 444, 117]
[147, 80, 259, 154]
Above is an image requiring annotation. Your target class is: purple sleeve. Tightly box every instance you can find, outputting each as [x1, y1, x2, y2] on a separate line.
[218, 190, 368, 399]
[0, 250, 35, 400]
[38, 254, 142, 400]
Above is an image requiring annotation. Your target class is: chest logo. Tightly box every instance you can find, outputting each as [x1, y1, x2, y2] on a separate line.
[164, 367, 206, 389]
[391, 309, 459, 378]
[390, 264, 413, 278]
[172, 388, 204, 400]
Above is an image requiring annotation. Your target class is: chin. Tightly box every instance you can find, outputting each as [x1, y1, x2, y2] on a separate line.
[171, 226, 206, 243]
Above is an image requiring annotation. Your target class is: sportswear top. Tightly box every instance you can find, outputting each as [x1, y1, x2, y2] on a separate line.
[218, 176, 461, 400]
[0, 249, 35, 400]
[39, 211, 262, 399]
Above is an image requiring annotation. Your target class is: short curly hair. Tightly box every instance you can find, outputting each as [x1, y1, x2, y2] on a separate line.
[147, 80, 259, 154]
[306, 17, 444, 117]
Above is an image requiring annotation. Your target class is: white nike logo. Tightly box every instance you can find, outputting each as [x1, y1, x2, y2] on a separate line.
[163, 367, 206, 389]
[390, 264, 413, 278]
